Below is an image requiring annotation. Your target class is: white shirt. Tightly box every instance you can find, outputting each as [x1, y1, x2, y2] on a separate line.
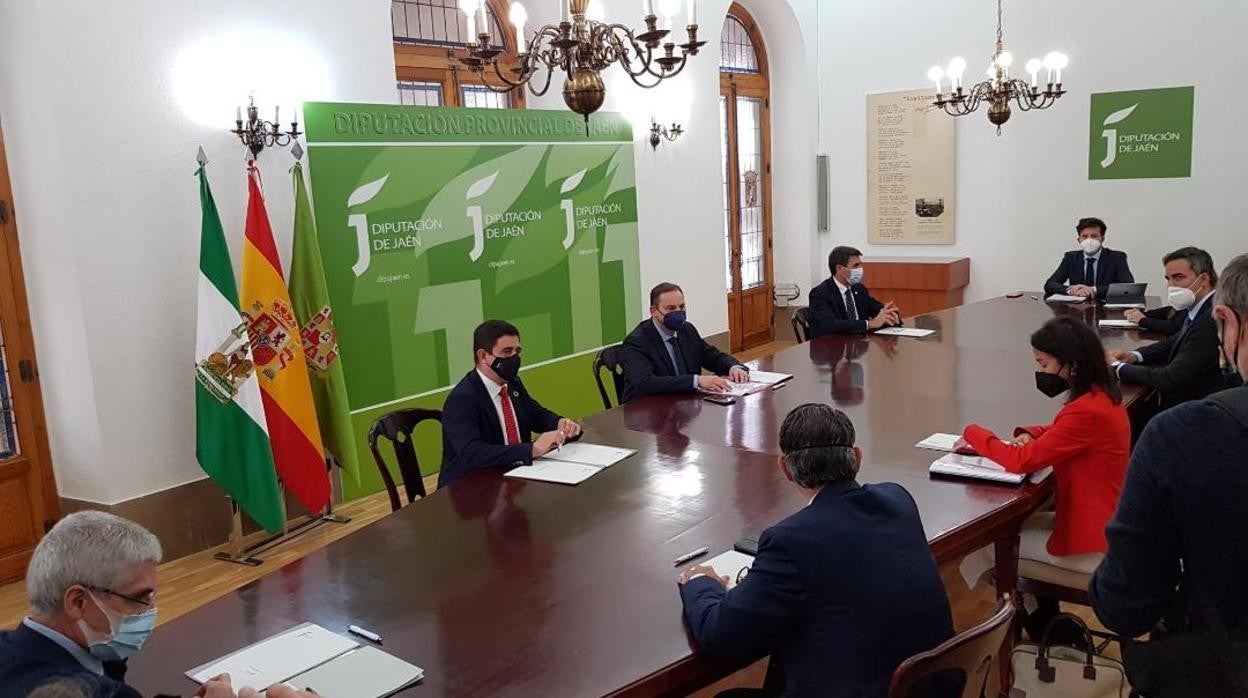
[477, 369, 512, 440]
[833, 276, 860, 320]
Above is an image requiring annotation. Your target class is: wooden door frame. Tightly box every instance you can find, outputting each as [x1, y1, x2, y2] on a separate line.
[0, 126, 58, 583]
[720, 3, 774, 350]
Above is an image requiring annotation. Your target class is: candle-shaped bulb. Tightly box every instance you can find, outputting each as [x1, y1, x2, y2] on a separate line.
[687, 0, 697, 25]
[459, 0, 478, 38]
[509, 2, 527, 49]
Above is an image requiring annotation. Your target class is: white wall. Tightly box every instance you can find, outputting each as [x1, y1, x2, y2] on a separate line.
[817, 0, 1248, 302]
[0, 0, 397, 503]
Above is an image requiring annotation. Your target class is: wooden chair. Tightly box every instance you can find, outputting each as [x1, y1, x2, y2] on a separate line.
[593, 345, 627, 410]
[888, 597, 1016, 698]
[367, 408, 441, 512]
[1016, 568, 1119, 650]
[791, 307, 810, 343]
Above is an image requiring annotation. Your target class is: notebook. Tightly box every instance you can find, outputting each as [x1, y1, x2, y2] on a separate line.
[929, 454, 1053, 485]
[505, 461, 603, 485]
[288, 645, 424, 698]
[1104, 303, 1146, 309]
[915, 433, 962, 452]
[1045, 294, 1087, 303]
[187, 623, 359, 689]
[701, 550, 756, 590]
[746, 370, 794, 385]
[539, 442, 636, 468]
[1098, 319, 1138, 328]
[873, 327, 936, 338]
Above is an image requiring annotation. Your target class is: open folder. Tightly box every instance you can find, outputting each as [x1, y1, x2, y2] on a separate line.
[187, 623, 423, 697]
[929, 453, 1053, 485]
[506, 442, 638, 485]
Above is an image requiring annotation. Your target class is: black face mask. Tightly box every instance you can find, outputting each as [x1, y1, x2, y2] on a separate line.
[1034, 371, 1069, 398]
[490, 353, 522, 383]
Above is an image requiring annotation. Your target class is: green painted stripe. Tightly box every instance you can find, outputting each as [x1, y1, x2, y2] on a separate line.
[198, 167, 240, 305]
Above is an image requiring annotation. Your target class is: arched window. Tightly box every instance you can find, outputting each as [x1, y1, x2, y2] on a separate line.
[719, 4, 773, 350]
[391, 0, 524, 109]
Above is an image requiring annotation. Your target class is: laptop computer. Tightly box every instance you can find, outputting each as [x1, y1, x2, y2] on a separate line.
[1104, 282, 1147, 307]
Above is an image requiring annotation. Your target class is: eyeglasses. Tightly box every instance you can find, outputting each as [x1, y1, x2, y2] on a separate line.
[735, 566, 750, 585]
[89, 586, 156, 608]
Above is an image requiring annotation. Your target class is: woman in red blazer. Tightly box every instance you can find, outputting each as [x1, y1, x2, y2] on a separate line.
[958, 316, 1130, 637]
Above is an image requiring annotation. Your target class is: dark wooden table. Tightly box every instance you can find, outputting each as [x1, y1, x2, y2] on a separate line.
[129, 294, 1160, 697]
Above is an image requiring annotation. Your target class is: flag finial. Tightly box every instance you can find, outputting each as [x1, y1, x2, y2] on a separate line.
[196, 146, 208, 166]
[291, 141, 304, 162]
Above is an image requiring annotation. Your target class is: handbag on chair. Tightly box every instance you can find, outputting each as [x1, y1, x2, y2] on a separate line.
[1009, 613, 1130, 698]
[1120, 596, 1248, 698]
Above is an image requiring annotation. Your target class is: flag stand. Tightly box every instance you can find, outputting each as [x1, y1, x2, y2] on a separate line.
[213, 458, 351, 566]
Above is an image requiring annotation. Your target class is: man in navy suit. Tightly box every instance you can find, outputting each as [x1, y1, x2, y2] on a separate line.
[2, 511, 311, 698]
[439, 319, 581, 488]
[677, 403, 954, 697]
[618, 282, 749, 403]
[807, 246, 901, 338]
[1043, 217, 1134, 300]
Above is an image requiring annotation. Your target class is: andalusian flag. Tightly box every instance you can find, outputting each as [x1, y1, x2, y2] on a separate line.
[240, 163, 331, 514]
[194, 161, 284, 534]
[289, 161, 361, 485]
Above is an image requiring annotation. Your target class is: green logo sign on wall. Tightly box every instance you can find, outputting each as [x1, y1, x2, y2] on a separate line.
[302, 101, 640, 415]
[1089, 86, 1194, 180]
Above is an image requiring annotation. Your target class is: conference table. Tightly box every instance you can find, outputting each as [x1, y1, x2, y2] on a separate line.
[129, 294, 1159, 697]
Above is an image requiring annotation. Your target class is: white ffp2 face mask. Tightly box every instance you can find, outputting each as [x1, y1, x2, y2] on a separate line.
[1080, 237, 1102, 255]
[1168, 285, 1197, 310]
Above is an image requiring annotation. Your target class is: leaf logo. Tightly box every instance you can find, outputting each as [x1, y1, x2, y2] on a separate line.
[466, 171, 498, 200]
[348, 174, 389, 207]
[1102, 104, 1138, 127]
[560, 168, 587, 195]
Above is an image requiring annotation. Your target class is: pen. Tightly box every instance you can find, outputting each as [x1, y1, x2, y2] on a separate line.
[673, 546, 710, 567]
[348, 625, 383, 644]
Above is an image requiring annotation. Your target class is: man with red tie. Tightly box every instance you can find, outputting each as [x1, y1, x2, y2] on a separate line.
[438, 320, 581, 488]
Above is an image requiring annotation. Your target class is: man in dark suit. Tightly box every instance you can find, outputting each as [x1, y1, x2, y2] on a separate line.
[1090, 255, 1248, 694]
[677, 403, 953, 697]
[1109, 247, 1228, 409]
[807, 246, 901, 338]
[1043, 217, 1134, 301]
[1124, 305, 1183, 335]
[618, 282, 748, 403]
[439, 319, 581, 488]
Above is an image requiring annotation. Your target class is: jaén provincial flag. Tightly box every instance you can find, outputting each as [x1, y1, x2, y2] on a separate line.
[240, 162, 330, 513]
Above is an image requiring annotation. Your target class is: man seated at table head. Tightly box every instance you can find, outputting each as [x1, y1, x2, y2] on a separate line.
[1043, 217, 1134, 301]
[618, 282, 748, 403]
[807, 246, 901, 338]
[1107, 246, 1229, 410]
[439, 319, 581, 488]
[676, 404, 953, 698]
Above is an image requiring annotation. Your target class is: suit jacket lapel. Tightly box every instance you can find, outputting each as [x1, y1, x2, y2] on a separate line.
[1171, 301, 1208, 358]
[645, 320, 678, 376]
[829, 280, 849, 317]
[471, 373, 506, 443]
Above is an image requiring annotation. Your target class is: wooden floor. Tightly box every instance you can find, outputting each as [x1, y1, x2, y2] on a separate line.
[0, 335, 1115, 695]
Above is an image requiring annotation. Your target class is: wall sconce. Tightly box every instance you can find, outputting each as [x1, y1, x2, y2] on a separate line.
[649, 118, 684, 150]
[232, 96, 302, 156]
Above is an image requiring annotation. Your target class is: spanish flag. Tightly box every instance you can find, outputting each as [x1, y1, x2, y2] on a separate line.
[240, 163, 330, 514]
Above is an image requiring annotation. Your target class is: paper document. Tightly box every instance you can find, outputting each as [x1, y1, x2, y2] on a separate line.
[915, 433, 963, 452]
[1045, 294, 1087, 303]
[506, 461, 603, 485]
[745, 370, 793, 385]
[289, 645, 424, 698]
[1104, 303, 1146, 309]
[701, 381, 765, 397]
[701, 550, 756, 590]
[929, 453, 1027, 485]
[187, 623, 358, 688]
[874, 327, 936, 338]
[1098, 319, 1138, 328]
[540, 442, 636, 468]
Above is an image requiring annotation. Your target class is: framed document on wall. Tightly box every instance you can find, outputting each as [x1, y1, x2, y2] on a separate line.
[866, 89, 956, 245]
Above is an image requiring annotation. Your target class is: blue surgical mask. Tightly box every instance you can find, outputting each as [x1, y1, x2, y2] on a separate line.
[78, 591, 158, 662]
[848, 267, 865, 285]
[661, 310, 687, 332]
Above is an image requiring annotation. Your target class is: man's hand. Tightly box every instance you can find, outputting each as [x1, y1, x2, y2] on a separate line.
[867, 313, 891, 330]
[698, 375, 732, 393]
[1124, 308, 1145, 324]
[883, 301, 901, 320]
[557, 418, 581, 439]
[1067, 284, 1095, 298]
[196, 674, 235, 698]
[1106, 350, 1137, 365]
[239, 686, 321, 698]
[678, 564, 729, 587]
[728, 366, 750, 383]
[531, 430, 565, 458]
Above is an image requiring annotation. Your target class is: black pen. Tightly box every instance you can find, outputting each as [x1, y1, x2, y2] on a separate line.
[673, 546, 710, 567]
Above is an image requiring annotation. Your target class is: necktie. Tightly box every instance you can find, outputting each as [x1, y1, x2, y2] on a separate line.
[668, 336, 688, 374]
[498, 385, 521, 446]
[845, 289, 858, 320]
[1085, 257, 1096, 287]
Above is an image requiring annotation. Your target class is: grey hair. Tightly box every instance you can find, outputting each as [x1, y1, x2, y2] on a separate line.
[26, 511, 162, 615]
[26, 679, 92, 698]
[778, 403, 859, 488]
[1218, 254, 1248, 317]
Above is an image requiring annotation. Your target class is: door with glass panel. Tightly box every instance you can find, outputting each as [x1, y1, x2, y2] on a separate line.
[0, 126, 58, 584]
[393, 0, 522, 109]
[719, 6, 773, 351]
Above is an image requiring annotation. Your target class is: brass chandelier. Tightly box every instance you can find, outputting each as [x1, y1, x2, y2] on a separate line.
[928, 0, 1068, 134]
[455, 0, 704, 122]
